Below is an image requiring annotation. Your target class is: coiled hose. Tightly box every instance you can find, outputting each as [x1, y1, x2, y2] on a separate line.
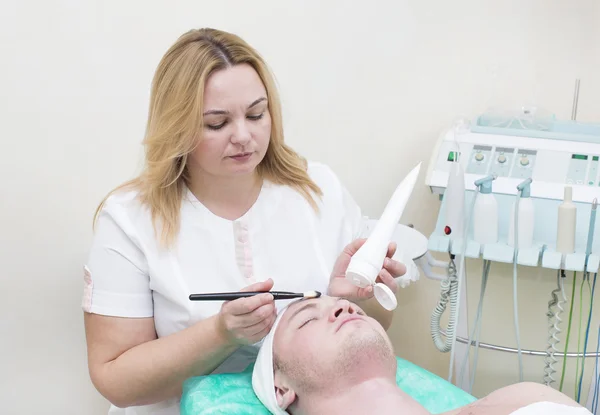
[544, 270, 566, 387]
[559, 271, 577, 392]
[431, 255, 459, 353]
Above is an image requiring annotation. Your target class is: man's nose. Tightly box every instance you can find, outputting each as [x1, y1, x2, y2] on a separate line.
[329, 299, 357, 322]
[230, 119, 252, 145]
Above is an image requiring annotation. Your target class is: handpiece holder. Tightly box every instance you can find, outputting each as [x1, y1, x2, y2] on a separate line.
[517, 178, 532, 196]
[584, 198, 597, 269]
[474, 174, 497, 192]
[345, 162, 422, 311]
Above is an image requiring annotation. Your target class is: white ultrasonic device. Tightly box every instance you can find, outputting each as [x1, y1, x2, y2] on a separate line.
[345, 162, 422, 310]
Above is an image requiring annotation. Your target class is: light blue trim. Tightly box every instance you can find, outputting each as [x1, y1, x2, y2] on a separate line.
[472, 116, 600, 144]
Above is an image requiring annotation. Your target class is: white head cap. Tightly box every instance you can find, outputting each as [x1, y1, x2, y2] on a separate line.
[252, 303, 296, 414]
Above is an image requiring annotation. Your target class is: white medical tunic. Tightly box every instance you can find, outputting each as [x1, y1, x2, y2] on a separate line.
[82, 161, 367, 415]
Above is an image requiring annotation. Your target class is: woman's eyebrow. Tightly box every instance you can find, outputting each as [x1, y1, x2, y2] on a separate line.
[203, 97, 267, 116]
[247, 97, 267, 109]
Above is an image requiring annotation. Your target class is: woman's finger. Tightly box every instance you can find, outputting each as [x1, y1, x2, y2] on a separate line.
[239, 278, 274, 293]
[386, 242, 397, 259]
[383, 257, 407, 278]
[252, 322, 276, 343]
[328, 278, 356, 299]
[356, 285, 374, 299]
[343, 238, 368, 256]
[377, 268, 399, 293]
[225, 292, 274, 316]
[240, 302, 275, 328]
[246, 311, 277, 338]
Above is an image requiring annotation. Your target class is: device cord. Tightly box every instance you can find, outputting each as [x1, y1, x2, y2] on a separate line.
[577, 272, 597, 402]
[513, 190, 524, 382]
[575, 275, 588, 399]
[559, 271, 578, 392]
[468, 260, 491, 393]
[544, 270, 566, 387]
[458, 259, 490, 390]
[447, 187, 480, 383]
[593, 325, 600, 414]
[431, 255, 458, 353]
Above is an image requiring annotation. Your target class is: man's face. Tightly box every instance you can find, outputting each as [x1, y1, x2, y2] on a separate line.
[272, 296, 396, 407]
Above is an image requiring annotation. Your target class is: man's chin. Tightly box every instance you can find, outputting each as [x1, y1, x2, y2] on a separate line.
[335, 329, 396, 374]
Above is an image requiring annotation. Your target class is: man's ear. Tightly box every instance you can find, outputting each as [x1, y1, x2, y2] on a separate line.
[274, 372, 297, 410]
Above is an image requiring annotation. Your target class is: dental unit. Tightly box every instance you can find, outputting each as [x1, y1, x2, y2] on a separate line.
[424, 105, 600, 413]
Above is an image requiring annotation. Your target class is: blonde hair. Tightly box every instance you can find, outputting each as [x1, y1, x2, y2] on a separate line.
[94, 28, 322, 247]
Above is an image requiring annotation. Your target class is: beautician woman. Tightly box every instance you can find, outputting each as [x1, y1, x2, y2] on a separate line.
[82, 28, 406, 414]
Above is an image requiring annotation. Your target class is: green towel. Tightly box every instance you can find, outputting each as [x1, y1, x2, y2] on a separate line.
[181, 357, 476, 414]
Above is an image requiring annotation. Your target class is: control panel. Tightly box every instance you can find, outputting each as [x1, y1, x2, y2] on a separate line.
[465, 146, 537, 179]
[426, 122, 600, 274]
[513, 149, 537, 180]
[426, 127, 600, 204]
[566, 154, 600, 186]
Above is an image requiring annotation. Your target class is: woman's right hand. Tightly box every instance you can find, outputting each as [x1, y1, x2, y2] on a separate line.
[217, 278, 277, 346]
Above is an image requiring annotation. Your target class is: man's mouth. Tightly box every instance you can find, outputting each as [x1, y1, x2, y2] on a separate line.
[336, 316, 363, 332]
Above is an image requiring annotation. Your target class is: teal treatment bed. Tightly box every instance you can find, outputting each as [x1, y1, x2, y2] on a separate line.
[181, 356, 476, 414]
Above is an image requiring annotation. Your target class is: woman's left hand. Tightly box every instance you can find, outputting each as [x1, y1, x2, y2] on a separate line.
[327, 238, 407, 303]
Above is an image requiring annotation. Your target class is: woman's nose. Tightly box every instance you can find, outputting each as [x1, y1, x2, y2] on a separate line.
[230, 120, 252, 144]
[329, 299, 357, 322]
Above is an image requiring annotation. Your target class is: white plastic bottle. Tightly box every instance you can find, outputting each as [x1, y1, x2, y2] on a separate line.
[345, 162, 422, 311]
[556, 186, 577, 254]
[508, 181, 535, 250]
[473, 179, 498, 245]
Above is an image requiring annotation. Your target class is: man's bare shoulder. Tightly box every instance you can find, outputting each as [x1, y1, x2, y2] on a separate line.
[440, 382, 586, 415]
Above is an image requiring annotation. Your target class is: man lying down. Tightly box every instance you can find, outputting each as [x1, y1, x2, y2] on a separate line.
[252, 295, 591, 415]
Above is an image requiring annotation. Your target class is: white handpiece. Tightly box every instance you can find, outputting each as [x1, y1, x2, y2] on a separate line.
[345, 162, 422, 311]
[444, 161, 465, 241]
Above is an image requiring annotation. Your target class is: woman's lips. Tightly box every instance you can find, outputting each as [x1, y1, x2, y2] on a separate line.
[229, 152, 252, 161]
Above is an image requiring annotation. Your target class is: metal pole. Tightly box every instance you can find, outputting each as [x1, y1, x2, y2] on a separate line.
[572, 79, 580, 121]
[438, 329, 600, 358]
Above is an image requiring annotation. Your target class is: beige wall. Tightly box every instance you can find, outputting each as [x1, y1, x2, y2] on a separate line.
[1, 0, 598, 413]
